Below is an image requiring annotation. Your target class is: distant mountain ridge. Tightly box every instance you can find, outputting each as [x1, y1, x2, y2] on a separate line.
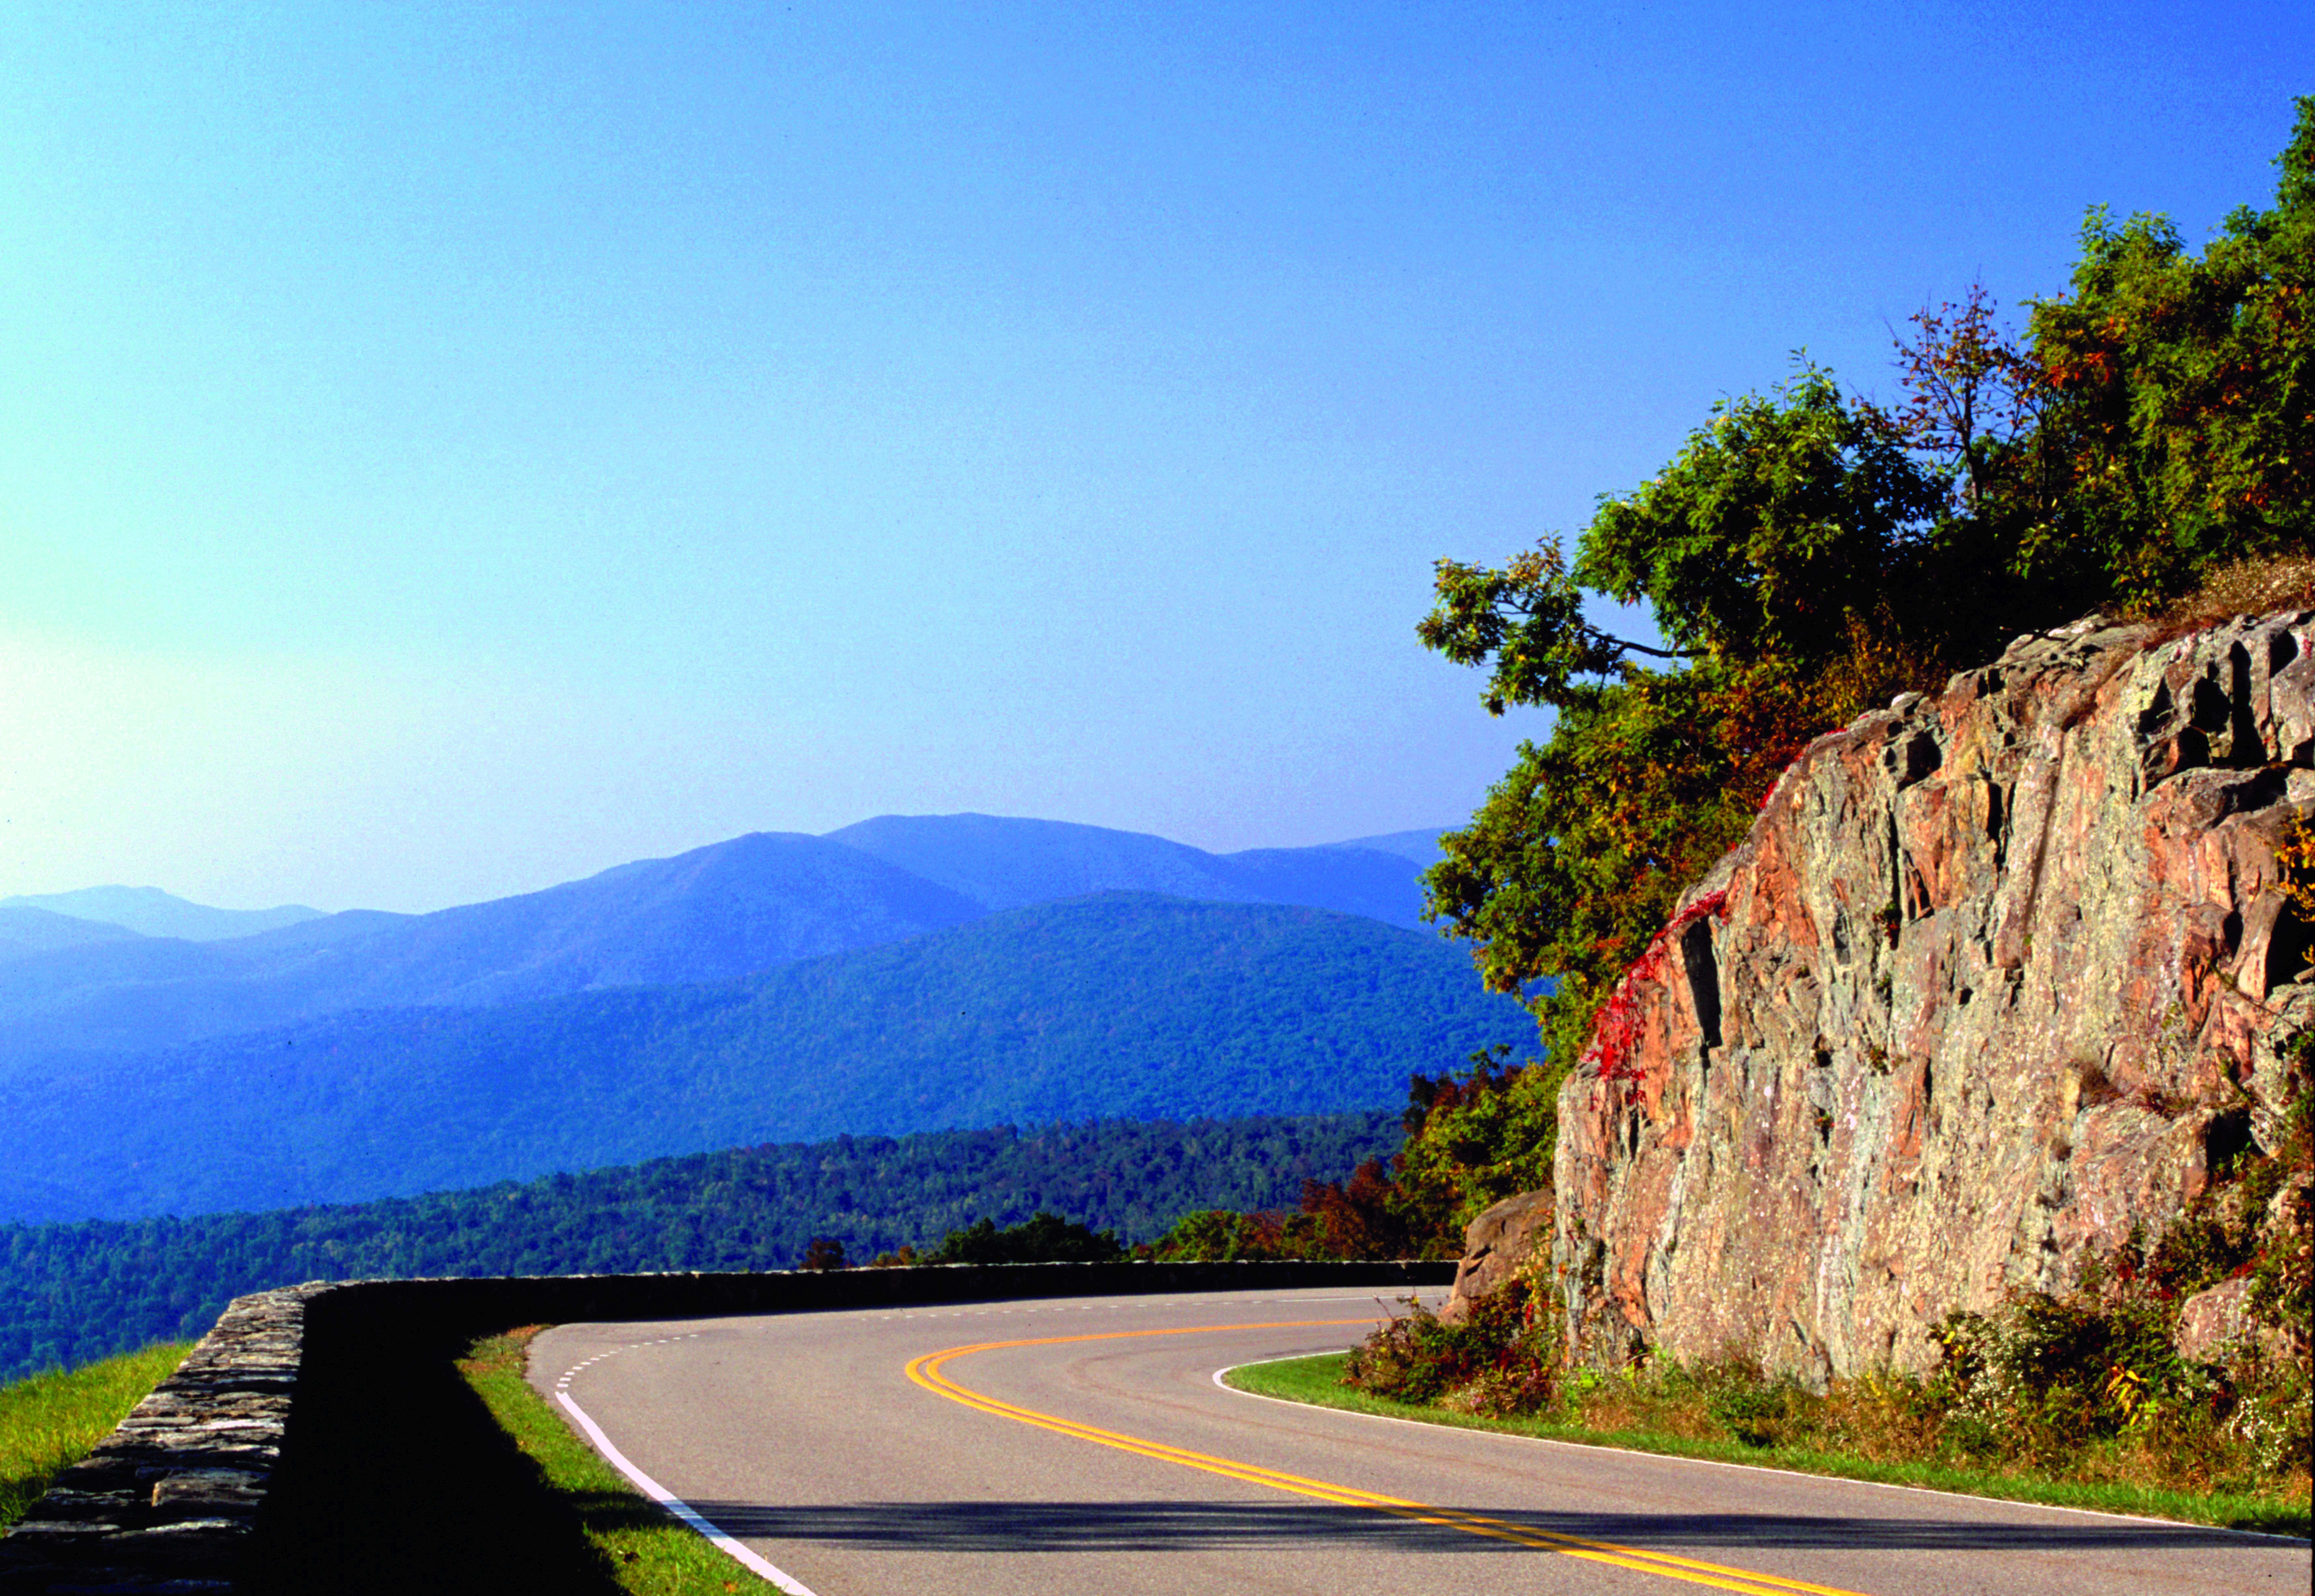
[827, 813, 1433, 923]
[1321, 827, 1445, 865]
[0, 815, 1448, 1063]
[0, 894, 1527, 1223]
[0, 906, 146, 961]
[0, 886, 321, 943]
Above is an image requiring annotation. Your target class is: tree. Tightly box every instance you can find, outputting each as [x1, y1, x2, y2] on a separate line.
[925, 1211, 1124, 1264]
[1421, 101, 2315, 1068]
[1422, 366, 1953, 1062]
[2025, 106, 2314, 606]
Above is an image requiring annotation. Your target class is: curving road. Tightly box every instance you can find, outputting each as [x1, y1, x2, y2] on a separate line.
[529, 1286, 2308, 1596]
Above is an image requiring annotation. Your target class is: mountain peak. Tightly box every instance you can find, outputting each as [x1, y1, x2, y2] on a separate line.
[0, 887, 324, 943]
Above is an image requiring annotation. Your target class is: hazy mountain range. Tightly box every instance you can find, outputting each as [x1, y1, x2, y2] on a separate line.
[0, 816, 1509, 1226]
[0, 886, 324, 944]
[0, 815, 1443, 1060]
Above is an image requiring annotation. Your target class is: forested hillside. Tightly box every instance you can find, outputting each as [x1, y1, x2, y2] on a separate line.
[0, 1110, 1399, 1380]
[0, 894, 1527, 1222]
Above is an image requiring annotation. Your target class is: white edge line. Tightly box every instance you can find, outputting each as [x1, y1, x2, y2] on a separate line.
[1212, 1352, 2311, 1546]
[555, 1388, 821, 1594]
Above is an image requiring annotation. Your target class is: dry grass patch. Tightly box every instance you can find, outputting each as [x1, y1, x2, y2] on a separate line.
[2150, 552, 2315, 638]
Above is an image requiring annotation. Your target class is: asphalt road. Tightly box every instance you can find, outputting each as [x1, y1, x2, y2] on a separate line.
[529, 1286, 2309, 1596]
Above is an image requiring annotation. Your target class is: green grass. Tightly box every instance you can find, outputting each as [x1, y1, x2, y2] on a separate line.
[1227, 1353, 2313, 1539]
[1, 1343, 193, 1529]
[455, 1328, 767, 1593]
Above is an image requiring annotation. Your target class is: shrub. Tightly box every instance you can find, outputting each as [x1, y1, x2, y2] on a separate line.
[1344, 1273, 1559, 1414]
[924, 1211, 1123, 1264]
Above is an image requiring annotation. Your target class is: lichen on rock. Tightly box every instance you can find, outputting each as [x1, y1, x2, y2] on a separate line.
[1544, 609, 2315, 1380]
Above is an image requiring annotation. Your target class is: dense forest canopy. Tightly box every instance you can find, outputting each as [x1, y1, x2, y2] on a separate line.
[0, 1111, 1397, 1381]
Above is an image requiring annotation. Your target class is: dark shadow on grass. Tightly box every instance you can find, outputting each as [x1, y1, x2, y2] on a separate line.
[1, 1473, 52, 1526]
[679, 1497, 2283, 1554]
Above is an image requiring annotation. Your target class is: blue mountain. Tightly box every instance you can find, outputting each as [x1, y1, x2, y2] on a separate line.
[0, 906, 145, 962]
[0, 894, 1528, 1223]
[0, 887, 321, 943]
[0, 833, 984, 1061]
[0, 816, 1445, 1063]
[827, 812, 1430, 923]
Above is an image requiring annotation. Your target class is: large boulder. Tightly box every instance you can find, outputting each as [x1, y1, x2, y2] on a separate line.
[1552, 611, 2315, 1380]
[1440, 1188, 1552, 1322]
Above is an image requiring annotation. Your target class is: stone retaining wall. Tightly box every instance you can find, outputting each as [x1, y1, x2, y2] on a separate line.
[0, 1259, 1449, 1593]
[0, 1284, 325, 1594]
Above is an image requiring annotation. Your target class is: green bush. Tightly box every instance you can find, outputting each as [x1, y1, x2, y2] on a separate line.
[1343, 1277, 1558, 1414]
[923, 1211, 1123, 1265]
[1340, 1272, 2311, 1495]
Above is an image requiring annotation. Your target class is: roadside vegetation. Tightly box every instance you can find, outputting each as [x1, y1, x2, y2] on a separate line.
[862, 1208, 1127, 1268]
[456, 1327, 762, 1594]
[1324, 1284, 2309, 1535]
[0, 1342, 190, 1530]
[1230, 1350, 2308, 1537]
[1142, 1040, 1544, 1262]
[1301, 1071, 2312, 1536]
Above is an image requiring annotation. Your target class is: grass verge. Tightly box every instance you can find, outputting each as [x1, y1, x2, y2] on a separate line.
[455, 1327, 766, 1594]
[1, 1343, 193, 1530]
[1227, 1352, 2313, 1539]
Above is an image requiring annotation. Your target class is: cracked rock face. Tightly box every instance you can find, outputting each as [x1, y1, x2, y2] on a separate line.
[1550, 611, 2315, 1380]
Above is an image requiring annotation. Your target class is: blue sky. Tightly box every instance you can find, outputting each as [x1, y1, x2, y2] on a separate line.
[1, 2, 2303, 911]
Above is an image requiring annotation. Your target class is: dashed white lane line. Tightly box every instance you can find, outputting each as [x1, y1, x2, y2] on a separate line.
[552, 1332, 817, 1595]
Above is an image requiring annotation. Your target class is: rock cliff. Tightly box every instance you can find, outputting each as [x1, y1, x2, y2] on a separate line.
[1549, 610, 2315, 1379]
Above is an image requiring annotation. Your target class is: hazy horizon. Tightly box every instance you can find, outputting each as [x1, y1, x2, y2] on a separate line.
[3, 811, 1453, 917]
[4, 2, 2301, 912]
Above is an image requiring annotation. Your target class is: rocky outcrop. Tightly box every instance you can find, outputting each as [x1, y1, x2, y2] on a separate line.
[1550, 611, 2315, 1380]
[1441, 1189, 1553, 1321]
[2176, 1277, 2287, 1364]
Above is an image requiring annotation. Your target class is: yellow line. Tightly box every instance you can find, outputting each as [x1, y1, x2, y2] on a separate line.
[905, 1321, 1879, 1596]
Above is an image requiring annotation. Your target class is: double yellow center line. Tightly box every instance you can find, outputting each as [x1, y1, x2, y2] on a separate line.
[906, 1320, 1875, 1596]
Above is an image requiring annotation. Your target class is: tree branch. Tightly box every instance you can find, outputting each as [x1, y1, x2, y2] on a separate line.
[1587, 624, 1704, 660]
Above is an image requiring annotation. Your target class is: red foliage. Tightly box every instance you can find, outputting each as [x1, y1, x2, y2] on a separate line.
[1299, 1157, 1409, 1260]
[1581, 888, 1730, 1094]
[1402, 1043, 1523, 1137]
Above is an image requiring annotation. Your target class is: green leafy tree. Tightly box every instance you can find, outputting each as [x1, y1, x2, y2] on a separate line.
[926, 1211, 1124, 1265]
[1391, 1046, 1563, 1237]
[2025, 116, 2314, 604]
[1145, 1208, 1316, 1262]
[1422, 100, 2315, 1072]
[1422, 368, 1952, 1063]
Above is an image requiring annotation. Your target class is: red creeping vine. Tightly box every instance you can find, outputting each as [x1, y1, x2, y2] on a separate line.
[1582, 888, 1731, 1096]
